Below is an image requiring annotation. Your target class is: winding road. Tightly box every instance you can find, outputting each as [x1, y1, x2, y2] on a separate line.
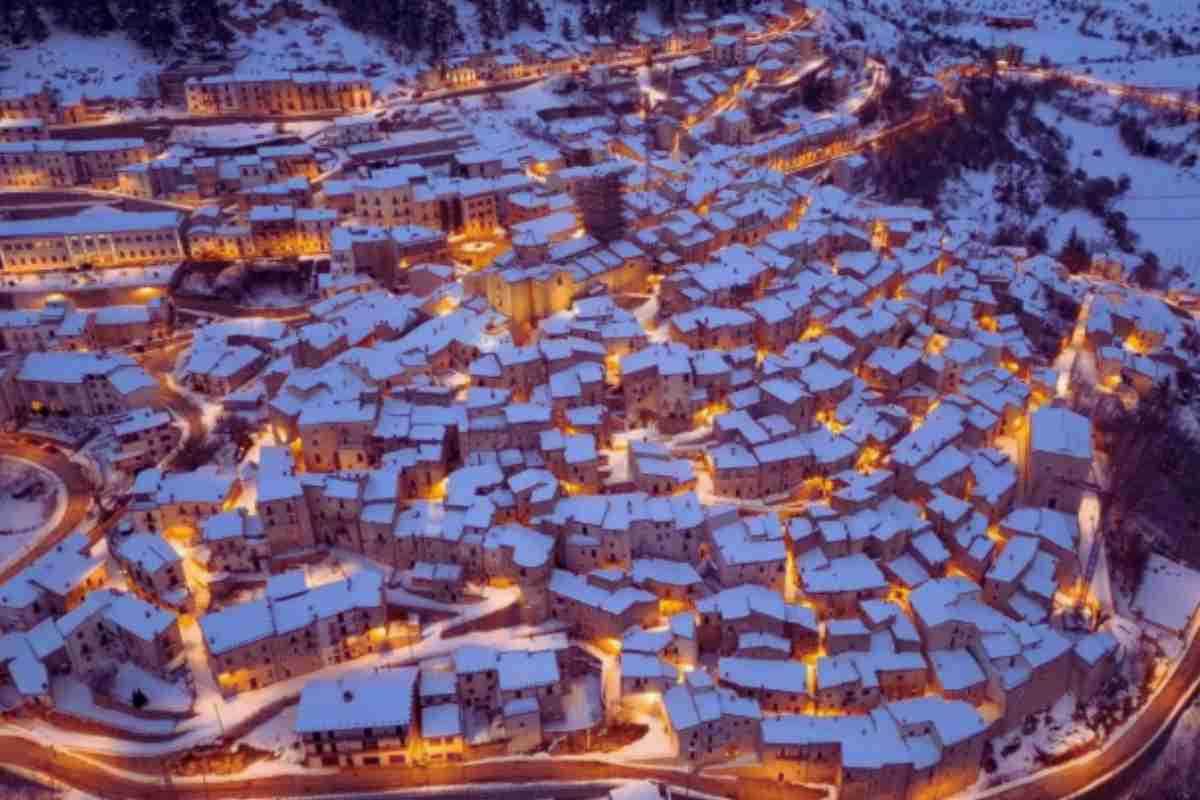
[0, 437, 95, 584]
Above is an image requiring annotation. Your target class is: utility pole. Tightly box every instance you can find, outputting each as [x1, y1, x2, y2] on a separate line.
[213, 702, 226, 739]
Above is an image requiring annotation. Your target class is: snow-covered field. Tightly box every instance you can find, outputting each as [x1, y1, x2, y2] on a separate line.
[236, 703, 303, 764]
[1035, 102, 1200, 277]
[1085, 55, 1200, 89]
[1133, 554, 1200, 634]
[3, 31, 164, 103]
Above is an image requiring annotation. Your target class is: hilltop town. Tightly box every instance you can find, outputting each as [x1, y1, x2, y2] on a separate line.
[1, 1, 1200, 799]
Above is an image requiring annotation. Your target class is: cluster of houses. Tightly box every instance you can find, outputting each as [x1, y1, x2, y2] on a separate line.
[117, 142, 318, 204]
[0, 296, 173, 354]
[0, 136, 149, 189]
[294, 637, 584, 766]
[0, 0, 881, 283]
[0, 533, 185, 709]
[418, 9, 808, 92]
[2, 5, 1197, 798]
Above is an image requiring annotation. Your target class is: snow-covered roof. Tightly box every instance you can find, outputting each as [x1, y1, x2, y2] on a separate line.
[1030, 406, 1092, 460]
[295, 668, 418, 733]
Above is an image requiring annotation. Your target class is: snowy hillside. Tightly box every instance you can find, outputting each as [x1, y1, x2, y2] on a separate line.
[807, 0, 1200, 67]
[937, 94, 1200, 289]
[1, 0, 719, 104]
[808, 0, 1200, 290]
[2, 0, 401, 103]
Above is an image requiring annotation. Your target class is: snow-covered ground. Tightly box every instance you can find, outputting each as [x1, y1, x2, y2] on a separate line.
[1036, 102, 1200, 279]
[168, 121, 332, 149]
[1132, 554, 1200, 635]
[50, 678, 179, 737]
[3, 32, 164, 103]
[109, 664, 194, 716]
[546, 673, 603, 735]
[0, 457, 68, 570]
[236, 703, 304, 765]
[1085, 55, 1200, 89]
[608, 708, 676, 762]
[940, 93, 1200, 289]
[238, 285, 315, 310]
[982, 694, 1091, 787]
[815, 0, 1200, 66]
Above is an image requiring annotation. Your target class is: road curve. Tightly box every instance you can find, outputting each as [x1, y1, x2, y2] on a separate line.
[0, 438, 94, 584]
[4, 627, 1197, 800]
[979, 621, 1200, 800]
[0, 744, 820, 800]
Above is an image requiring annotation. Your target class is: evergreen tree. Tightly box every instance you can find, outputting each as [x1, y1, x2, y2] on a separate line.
[325, 0, 379, 33]
[505, 0, 525, 32]
[15, 0, 49, 43]
[0, 1, 16, 44]
[581, 6, 600, 36]
[428, 0, 462, 57]
[477, 0, 502, 44]
[1058, 227, 1090, 275]
[528, 0, 546, 32]
[657, 0, 677, 25]
[399, 0, 427, 51]
[45, 0, 116, 36]
[114, 0, 177, 55]
[182, 0, 234, 53]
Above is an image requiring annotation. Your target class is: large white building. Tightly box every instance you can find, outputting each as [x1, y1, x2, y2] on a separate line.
[0, 207, 183, 272]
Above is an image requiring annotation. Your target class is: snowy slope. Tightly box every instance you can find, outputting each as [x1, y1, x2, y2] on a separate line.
[0, 0, 752, 104]
[2, 32, 165, 103]
[938, 93, 1200, 291]
[806, 0, 1200, 66]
